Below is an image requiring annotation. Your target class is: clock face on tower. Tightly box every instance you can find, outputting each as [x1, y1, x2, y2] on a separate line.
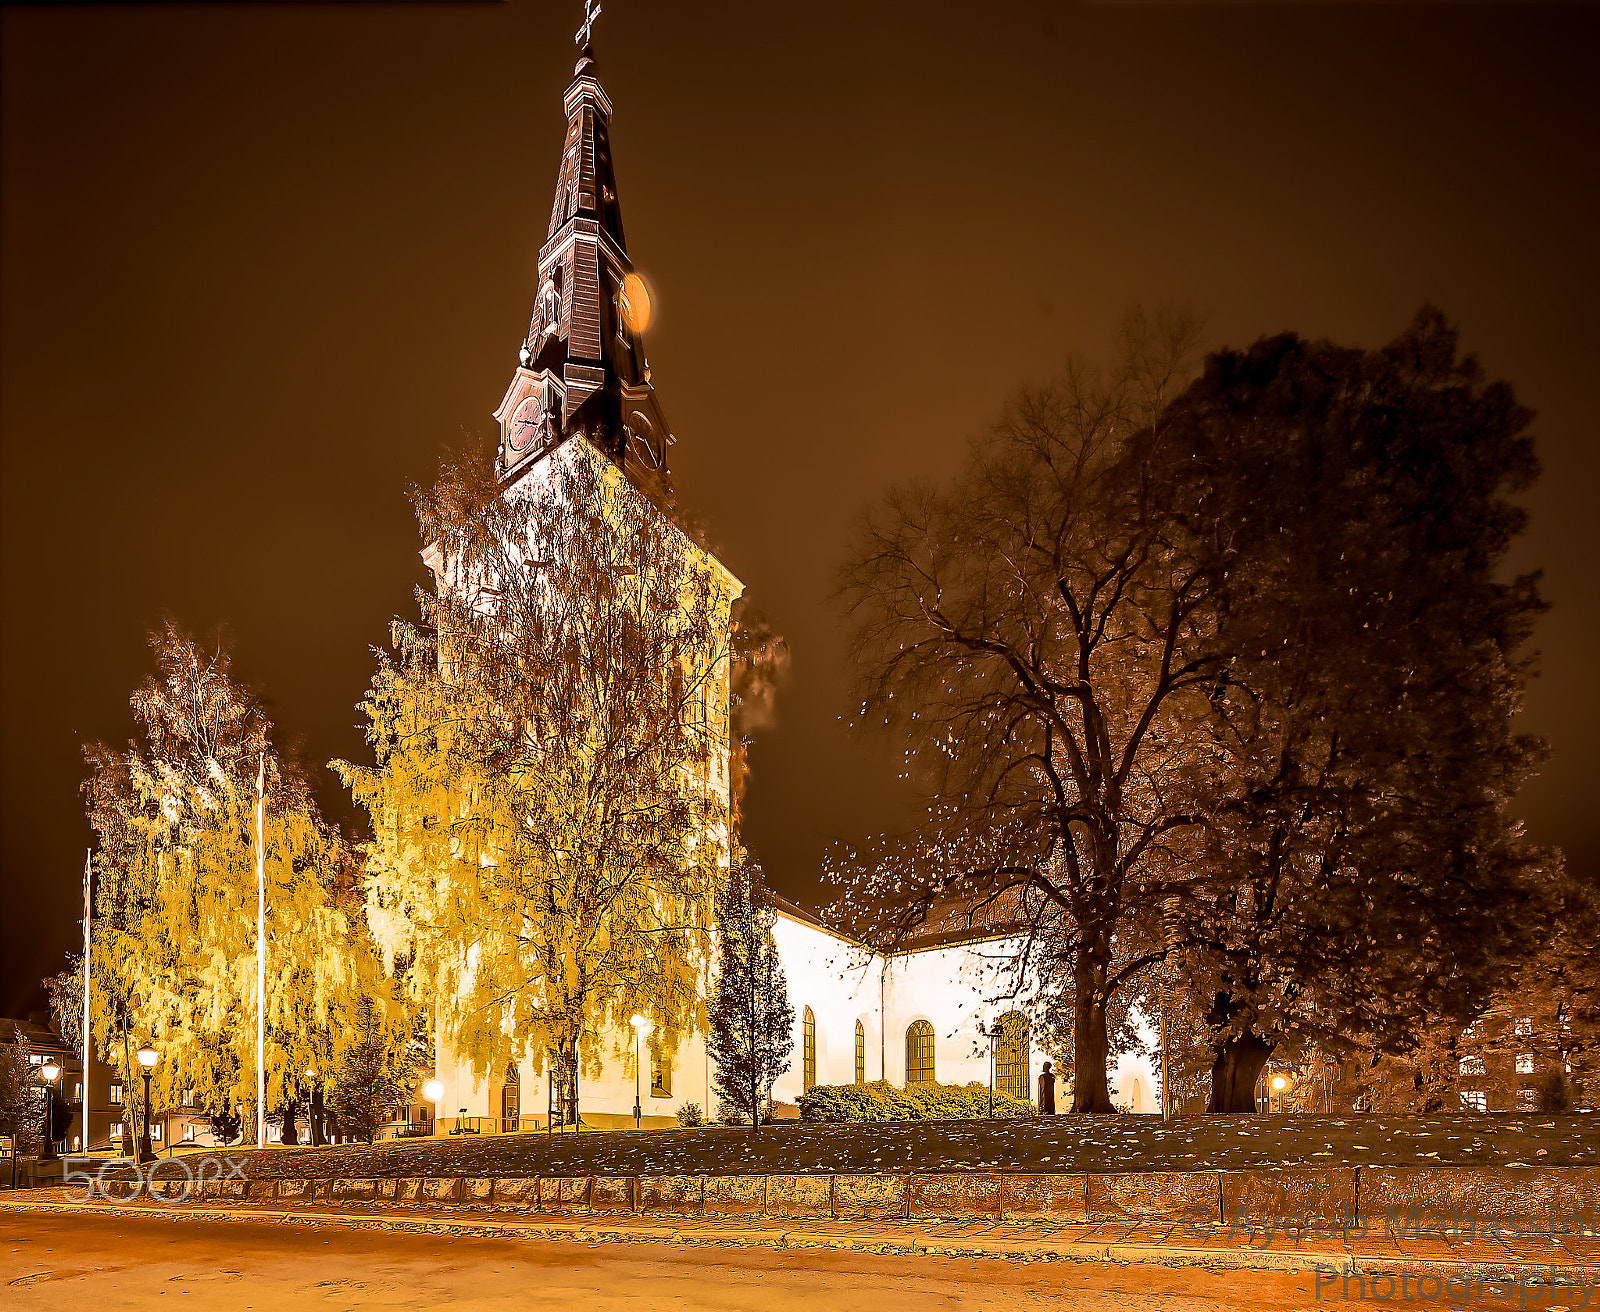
[508, 393, 547, 455]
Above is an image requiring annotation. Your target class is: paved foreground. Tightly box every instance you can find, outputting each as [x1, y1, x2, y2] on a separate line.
[0, 1208, 1481, 1311]
[139, 1114, 1600, 1183]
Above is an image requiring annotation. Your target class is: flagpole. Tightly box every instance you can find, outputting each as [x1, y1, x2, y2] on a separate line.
[82, 849, 92, 1149]
[256, 753, 266, 1149]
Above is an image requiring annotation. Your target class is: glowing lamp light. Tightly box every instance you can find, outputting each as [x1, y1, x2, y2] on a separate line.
[619, 273, 652, 333]
[41, 1059, 61, 1083]
[423, 1079, 444, 1104]
[629, 1013, 653, 1038]
[136, 1043, 160, 1069]
[1270, 1075, 1287, 1091]
[305, 1067, 317, 1081]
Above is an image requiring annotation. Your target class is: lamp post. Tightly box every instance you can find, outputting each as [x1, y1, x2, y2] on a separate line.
[985, 1023, 1000, 1118]
[423, 1079, 443, 1136]
[629, 1015, 652, 1129]
[39, 1059, 62, 1161]
[136, 1042, 159, 1163]
[304, 1067, 323, 1146]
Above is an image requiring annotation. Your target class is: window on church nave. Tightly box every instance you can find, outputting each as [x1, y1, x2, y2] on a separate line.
[854, 1020, 866, 1086]
[995, 1011, 1030, 1101]
[905, 1020, 935, 1086]
[802, 1007, 816, 1092]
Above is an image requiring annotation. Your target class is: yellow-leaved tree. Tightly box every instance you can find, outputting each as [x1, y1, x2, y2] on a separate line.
[339, 441, 735, 1125]
[78, 620, 405, 1145]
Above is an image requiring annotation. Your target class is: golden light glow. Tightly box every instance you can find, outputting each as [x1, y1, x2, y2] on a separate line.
[423, 1078, 444, 1103]
[1270, 1075, 1287, 1090]
[630, 1013, 653, 1036]
[136, 1043, 159, 1069]
[619, 272, 651, 333]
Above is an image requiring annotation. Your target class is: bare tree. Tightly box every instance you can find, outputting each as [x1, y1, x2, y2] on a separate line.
[836, 310, 1218, 1112]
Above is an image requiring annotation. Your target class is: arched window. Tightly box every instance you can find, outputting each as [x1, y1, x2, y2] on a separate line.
[905, 1020, 935, 1086]
[995, 1011, 1030, 1100]
[855, 1020, 866, 1086]
[802, 1007, 817, 1092]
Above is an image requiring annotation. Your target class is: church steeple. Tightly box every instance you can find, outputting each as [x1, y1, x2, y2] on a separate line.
[494, 0, 673, 510]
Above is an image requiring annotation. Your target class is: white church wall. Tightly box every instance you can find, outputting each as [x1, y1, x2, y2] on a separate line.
[881, 939, 1048, 1098]
[767, 912, 882, 1103]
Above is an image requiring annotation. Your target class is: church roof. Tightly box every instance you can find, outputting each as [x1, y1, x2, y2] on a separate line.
[770, 886, 1034, 957]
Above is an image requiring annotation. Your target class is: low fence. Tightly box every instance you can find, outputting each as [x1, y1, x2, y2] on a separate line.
[68, 1164, 1600, 1229]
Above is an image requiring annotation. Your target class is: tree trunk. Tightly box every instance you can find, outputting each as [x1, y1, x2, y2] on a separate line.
[1207, 1030, 1273, 1112]
[281, 1100, 299, 1145]
[310, 1085, 324, 1146]
[1070, 944, 1115, 1113]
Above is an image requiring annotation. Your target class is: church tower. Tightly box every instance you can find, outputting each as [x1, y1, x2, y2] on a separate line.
[492, 4, 676, 519]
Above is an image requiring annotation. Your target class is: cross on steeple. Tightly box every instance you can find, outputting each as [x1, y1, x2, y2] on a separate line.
[575, 0, 601, 51]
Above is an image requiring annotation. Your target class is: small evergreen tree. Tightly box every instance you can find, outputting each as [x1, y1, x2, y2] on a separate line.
[707, 856, 793, 1133]
[326, 1000, 418, 1144]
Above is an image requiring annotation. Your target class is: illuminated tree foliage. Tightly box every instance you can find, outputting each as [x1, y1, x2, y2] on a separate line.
[1156, 310, 1555, 1110]
[80, 620, 401, 1141]
[0, 1025, 45, 1152]
[340, 441, 735, 1123]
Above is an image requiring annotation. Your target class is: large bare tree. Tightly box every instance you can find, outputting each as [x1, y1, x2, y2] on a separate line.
[836, 311, 1222, 1112]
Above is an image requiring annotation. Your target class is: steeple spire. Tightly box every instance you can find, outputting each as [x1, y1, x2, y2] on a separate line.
[493, 0, 674, 509]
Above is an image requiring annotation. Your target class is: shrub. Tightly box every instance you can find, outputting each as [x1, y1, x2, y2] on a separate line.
[715, 1098, 776, 1125]
[676, 1102, 705, 1127]
[799, 1079, 1034, 1123]
[1534, 1069, 1574, 1113]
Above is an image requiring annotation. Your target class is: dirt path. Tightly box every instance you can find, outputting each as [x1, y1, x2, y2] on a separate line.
[0, 1208, 1351, 1311]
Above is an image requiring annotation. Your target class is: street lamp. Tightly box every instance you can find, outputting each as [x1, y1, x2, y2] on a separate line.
[423, 1079, 443, 1136]
[1270, 1074, 1288, 1114]
[38, 1060, 62, 1162]
[136, 1042, 160, 1164]
[629, 1015, 652, 1129]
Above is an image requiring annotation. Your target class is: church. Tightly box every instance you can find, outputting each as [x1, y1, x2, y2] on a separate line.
[424, 9, 1157, 1132]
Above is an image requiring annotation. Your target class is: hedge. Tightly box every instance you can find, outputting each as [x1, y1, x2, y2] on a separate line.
[797, 1079, 1035, 1123]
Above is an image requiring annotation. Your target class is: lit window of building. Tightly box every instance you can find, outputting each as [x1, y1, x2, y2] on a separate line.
[110, 1083, 124, 1104]
[995, 1012, 1030, 1100]
[1459, 1056, 1485, 1076]
[1461, 1091, 1487, 1112]
[183, 1124, 195, 1142]
[181, 1089, 196, 1108]
[906, 1020, 936, 1086]
[1515, 1017, 1533, 1037]
[802, 1008, 816, 1092]
[1518, 1089, 1537, 1111]
[1516, 1054, 1535, 1074]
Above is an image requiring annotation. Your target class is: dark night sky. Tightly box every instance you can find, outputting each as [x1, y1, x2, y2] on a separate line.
[3, 1, 1597, 1017]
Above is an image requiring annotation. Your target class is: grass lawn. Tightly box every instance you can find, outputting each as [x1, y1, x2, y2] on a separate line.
[181, 1113, 1600, 1181]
